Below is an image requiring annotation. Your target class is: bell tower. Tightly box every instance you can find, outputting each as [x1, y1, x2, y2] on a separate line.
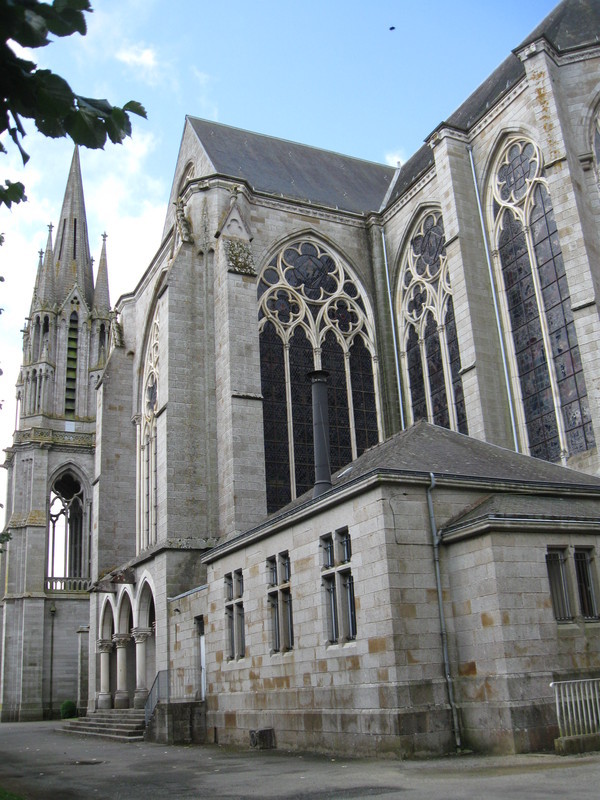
[0, 149, 111, 720]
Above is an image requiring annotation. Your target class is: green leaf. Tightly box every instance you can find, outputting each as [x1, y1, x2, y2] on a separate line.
[0, 180, 27, 208]
[123, 100, 147, 119]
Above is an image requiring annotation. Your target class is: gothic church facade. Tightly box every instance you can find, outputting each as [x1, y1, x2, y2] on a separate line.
[3, 0, 600, 756]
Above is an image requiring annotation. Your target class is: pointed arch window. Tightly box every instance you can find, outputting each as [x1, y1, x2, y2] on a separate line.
[491, 138, 595, 462]
[258, 241, 381, 514]
[398, 211, 467, 434]
[47, 472, 89, 590]
[139, 313, 159, 550]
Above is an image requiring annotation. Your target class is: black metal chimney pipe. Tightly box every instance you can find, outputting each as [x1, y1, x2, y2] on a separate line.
[309, 370, 332, 498]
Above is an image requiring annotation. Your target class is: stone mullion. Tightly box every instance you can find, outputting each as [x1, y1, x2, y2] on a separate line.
[437, 323, 458, 432]
[344, 350, 357, 459]
[283, 342, 296, 500]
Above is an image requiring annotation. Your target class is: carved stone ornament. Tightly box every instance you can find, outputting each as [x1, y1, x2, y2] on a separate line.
[224, 238, 256, 276]
[112, 320, 125, 348]
[175, 197, 194, 243]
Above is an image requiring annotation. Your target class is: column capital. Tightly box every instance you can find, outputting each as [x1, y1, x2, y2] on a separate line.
[112, 633, 131, 648]
[131, 626, 153, 644]
[96, 638, 113, 654]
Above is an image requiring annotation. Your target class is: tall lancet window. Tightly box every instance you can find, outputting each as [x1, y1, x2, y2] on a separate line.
[47, 472, 89, 590]
[65, 311, 78, 418]
[258, 240, 380, 514]
[491, 138, 595, 462]
[398, 211, 467, 434]
[140, 313, 159, 550]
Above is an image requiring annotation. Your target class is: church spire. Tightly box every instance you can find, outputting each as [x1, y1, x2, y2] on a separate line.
[36, 224, 56, 309]
[93, 233, 111, 317]
[53, 147, 94, 309]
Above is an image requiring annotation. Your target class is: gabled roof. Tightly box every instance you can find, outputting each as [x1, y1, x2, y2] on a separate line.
[187, 117, 395, 215]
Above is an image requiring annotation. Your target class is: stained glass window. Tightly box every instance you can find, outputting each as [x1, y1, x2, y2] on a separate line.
[492, 137, 595, 462]
[398, 211, 467, 434]
[258, 241, 380, 514]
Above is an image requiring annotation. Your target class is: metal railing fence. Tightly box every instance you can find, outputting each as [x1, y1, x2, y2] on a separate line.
[550, 678, 600, 738]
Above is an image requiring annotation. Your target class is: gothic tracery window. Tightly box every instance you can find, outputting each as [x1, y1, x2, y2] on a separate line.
[492, 137, 595, 462]
[398, 211, 467, 434]
[258, 241, 380, 514]
[47, 472, 89, 589]
[139, 313, 159, 550]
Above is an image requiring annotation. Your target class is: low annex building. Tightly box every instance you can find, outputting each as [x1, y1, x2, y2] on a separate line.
[3, 0, 600, 756]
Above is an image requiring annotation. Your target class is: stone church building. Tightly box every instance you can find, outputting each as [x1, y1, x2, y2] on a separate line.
[3, 0, 600, 756]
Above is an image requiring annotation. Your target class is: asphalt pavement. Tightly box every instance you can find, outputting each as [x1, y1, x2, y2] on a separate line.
[1, 721, 599, 800]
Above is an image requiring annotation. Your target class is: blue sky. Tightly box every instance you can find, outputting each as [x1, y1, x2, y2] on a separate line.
[0, 0, 559, 520]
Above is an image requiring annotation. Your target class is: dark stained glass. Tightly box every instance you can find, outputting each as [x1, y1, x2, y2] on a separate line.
[407, 326, 427, 422]
[530, 183, 595, 455]
[289, 327, 314, 499]
[498, 208, 560, 461]
[445, 301, 468, 434]
[321, 331, 352, 473]
[260, 321, 291, 513]
[424, 312, 449, 428]
[349, 336, 378, 455]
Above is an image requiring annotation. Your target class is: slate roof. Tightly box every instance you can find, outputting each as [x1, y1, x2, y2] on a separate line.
[187, 117, 395, 215]
[518, 0, 600, 52]
[326, 420, 600, 491]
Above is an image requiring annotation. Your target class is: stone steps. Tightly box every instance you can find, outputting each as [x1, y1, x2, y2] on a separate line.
[60, 709, 146, 742]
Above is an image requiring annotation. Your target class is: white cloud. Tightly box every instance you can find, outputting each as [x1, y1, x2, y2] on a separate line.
[116, 44, 158, 71]
[385, 150, 407, 168]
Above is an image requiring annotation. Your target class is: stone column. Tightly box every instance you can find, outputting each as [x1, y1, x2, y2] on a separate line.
[132, 627, 153, 709]
[112, 633, 131, 709]
[96, 639, 113, 710]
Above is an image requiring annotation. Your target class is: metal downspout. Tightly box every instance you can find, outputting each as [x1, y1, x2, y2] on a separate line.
[426, 473, 462, 752]
[466, 145, 520, 452]
[381, 230, 405, 430]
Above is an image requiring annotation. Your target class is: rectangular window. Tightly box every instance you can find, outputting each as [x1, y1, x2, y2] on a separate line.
[280, 551, 291, 583]
[322, 528, 357, 644]
[266, 551, 294, 652]
[546, 548, 572, 622]
[282, 588, 294, 650]
[324, 574, 339, 643]
[321, 534, 334, 569]
[269, 592, 280, 652]
[267, 556, 277, 586]
[341, 571, 357, 640]
[339, 528, 352, 563]
[574, 548, 599, 620]
[225, 570, 245, 659]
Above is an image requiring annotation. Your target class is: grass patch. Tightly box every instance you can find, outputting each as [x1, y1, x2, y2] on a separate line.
[0, 788, 25, 800]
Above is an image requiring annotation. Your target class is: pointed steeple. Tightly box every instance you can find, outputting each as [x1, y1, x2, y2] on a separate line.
[29, 247, 43, 316]
[93, 233, 111, 317]
[53, 147, 94, 309]
[36, 224, 56, 309]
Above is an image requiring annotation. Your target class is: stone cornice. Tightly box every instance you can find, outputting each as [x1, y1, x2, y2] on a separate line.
[12, 427, 95, 449]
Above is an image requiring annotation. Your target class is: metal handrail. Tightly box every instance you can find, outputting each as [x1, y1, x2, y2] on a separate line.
[144, 667, 203, 725]
[145, 669, 169, 725]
